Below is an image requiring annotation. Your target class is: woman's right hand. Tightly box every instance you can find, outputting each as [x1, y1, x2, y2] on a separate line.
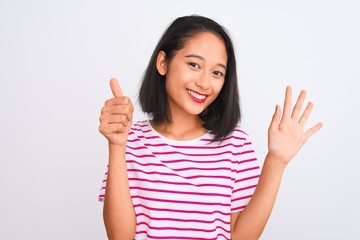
[99, 78, 134, 146]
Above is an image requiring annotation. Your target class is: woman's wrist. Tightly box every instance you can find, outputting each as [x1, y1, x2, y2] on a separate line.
[264, 152, 288, 172]
[108, 142, 127, 160]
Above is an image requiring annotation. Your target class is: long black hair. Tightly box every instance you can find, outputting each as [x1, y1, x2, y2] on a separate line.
[139, 15, 240, 141]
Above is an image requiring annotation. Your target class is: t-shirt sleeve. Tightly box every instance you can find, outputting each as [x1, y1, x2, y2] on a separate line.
[231, 134, 261, 213]
[98, 165, 108, 202]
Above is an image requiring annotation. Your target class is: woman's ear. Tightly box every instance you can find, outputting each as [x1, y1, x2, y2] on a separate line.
[156, 51, 167, 76]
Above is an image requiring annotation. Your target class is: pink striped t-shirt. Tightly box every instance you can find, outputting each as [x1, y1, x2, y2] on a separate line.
[99, 120, 260, 240]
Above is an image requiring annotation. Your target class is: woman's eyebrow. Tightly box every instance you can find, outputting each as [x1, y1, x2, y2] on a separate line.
[185, 54, 227, 70]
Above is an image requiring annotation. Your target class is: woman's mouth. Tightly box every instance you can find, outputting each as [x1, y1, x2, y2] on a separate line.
[187, 89, 207, 103]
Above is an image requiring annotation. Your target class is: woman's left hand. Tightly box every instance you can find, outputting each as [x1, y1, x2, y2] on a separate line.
[267, 86, 323, 165]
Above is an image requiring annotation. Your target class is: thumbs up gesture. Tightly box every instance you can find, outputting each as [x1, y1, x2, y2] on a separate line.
[99, 78, 134, 146]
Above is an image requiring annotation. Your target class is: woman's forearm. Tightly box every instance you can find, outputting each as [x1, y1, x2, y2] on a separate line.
[232, 153, 286, 240]
[103, 143, 136, 240]
[232, 87, 322, 240]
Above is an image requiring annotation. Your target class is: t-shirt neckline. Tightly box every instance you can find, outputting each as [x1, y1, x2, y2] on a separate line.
[146, 119, 211, 145]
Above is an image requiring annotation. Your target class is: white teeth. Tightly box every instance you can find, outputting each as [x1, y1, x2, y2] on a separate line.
[187, 90, 206, 100]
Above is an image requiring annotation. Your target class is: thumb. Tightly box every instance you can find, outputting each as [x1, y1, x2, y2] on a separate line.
[269, 104, 281, 130]
[110, 78, 124, 97]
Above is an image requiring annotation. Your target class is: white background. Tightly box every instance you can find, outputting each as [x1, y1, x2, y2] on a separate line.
[1, 0, 359, 239]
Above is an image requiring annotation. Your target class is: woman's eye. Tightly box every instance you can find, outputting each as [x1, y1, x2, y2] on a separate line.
[189, 62, 200, 69]
[213, 71, 224, 77]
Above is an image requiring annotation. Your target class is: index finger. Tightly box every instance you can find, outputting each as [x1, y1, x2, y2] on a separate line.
[110, 78, 124, 97]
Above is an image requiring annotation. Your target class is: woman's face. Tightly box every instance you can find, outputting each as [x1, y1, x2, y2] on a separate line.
[157, 32, 227, 119]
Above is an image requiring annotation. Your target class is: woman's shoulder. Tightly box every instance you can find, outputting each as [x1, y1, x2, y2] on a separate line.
[205, 125, 252, 146]
[217, 125, 252, 144]
[129, 120, 151, 135]
[232, 125, 250, 136]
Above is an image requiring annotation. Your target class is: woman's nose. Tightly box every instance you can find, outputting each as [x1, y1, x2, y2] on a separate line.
[195, 72, 210, 90]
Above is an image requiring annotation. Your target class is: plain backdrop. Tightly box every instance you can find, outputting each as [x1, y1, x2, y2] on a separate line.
[1, 0, 359, 239]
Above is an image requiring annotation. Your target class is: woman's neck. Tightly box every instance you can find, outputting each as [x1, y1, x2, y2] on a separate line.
[150, 114, 207, 141]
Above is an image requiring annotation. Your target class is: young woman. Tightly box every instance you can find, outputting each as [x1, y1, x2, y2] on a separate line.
[98, 15, 322, 240]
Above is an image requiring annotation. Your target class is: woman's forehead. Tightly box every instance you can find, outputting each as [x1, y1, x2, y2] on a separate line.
[178, 32, 228, 63]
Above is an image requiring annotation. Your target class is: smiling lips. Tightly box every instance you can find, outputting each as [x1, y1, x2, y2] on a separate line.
[187, 89, 207, 103]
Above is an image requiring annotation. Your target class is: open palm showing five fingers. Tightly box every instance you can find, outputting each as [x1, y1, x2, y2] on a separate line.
[268, 86, 323, 164]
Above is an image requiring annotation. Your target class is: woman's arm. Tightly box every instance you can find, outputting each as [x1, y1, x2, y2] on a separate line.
[99, 78, 136, 239]
[231, 86, 323, 240]
[231, 153, 286, 240]
[103, 144, 136, 240]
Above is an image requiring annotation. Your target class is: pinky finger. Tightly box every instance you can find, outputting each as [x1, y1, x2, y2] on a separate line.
[305, 122, 323, 138]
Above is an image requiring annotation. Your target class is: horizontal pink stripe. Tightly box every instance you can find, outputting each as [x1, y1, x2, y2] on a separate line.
[200, 135, 246, 142]
[240, 150, 255, 155]
[170, 166, 234, 172]
[127, 145, 148, 150]
[127, 160, 234, 172]
[152, 150, 254, 157]
[127, 169, 234, 180]
[135, 231, 229, 240]
[133, 123, 148, 128]
[231, 205, 246, 212]
[136, 221, 230, 234]
[136, 212, 230, 224]
[130, 186, 231, 198]
[128, 158, 235, 168]
[130, 127, 152, 133]
[238, 158, 258, 164]
[160, 158, 235, 164]
[105, 166, 235, 176]
[132, 195, 230, 207]
[138, 135, 161, 139]
[126, 152, 155, 158]
[176, 142, 251, 149]
[232, 194, 253, 202]
[127, 138, 140, 142]
[236, 166, 260, 173]
[128, 178, 232, 189]
[235, 175, 261, 183]
[134, 204, 231, 216]
[144, 143, 167, 147]
[233, 184, 257, 193]
[144, 142, 251, 149]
